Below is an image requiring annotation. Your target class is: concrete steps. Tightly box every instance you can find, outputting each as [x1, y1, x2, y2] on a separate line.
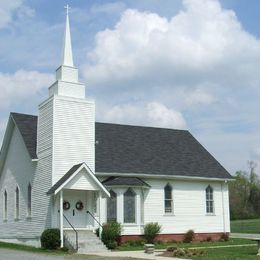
[64, 230, 108, 253]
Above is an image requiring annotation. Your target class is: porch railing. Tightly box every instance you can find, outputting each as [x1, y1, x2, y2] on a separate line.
[86, 210, 102, 228]
[63, 214, 78, 251]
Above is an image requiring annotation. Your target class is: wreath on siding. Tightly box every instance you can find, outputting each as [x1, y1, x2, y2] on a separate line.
[63, 201, 70, 210]
[75, 201, 84, 211]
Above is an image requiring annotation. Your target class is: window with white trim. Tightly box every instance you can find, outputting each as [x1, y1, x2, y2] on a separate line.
[206, 185, 214, 214]
[124, 188, 136, 223]
[164, 184, 173, 213]
[15, 186, 19, 219]
[107, 190, 117, 222]
[27, 183, 32, 217]
[3, 190, 7, 220]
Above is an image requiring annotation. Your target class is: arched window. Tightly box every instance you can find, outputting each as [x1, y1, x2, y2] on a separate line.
[3, 190, 7, 220]
[206, 185, 214, 214]
[107, 190, 117, 222]
[164, 184, 173, 213]
[124, 188, 136, 223]
[15, 186, 19, 219]
[27, 183, 32, 217]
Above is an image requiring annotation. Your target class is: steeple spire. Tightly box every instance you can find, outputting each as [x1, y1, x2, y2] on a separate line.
[61, 4, 74, 67]
[49, 5, 85, 99]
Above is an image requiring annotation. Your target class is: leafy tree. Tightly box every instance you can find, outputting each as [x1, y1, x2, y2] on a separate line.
[229, 161, 260, 220]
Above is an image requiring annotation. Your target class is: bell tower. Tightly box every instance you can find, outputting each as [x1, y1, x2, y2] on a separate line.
[37, 5, 95, 185]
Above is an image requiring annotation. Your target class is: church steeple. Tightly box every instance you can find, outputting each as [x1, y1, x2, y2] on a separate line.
[61, 5, 74, 67]
[48, 5, 86, 99]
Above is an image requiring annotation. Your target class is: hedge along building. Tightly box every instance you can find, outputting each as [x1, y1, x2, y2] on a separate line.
[0, 6, 232, 249]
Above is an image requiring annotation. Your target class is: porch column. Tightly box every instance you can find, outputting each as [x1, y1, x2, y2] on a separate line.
[60, 190, 64, 248]
[98, 191, 102, 238]
[116, 189, 124, 224]
[136, 191, 141, 226]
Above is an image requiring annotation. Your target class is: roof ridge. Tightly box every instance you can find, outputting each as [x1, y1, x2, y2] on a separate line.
[95, 121, 189, 132]
[9, 112, 189, 132]
[11, 112, 37, 118]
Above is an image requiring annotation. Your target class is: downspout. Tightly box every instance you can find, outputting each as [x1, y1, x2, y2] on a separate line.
[221, 182, 226, 233]
[99, 191, 102, 239]
[60, 190, 64, 247]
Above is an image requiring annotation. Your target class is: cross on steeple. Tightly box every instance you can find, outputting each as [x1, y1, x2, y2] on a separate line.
[61, 4, 74, 67]
[64, 4, 70, 16]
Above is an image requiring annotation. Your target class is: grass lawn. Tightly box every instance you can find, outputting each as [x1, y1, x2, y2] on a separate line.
[0, 241, 68, 255]
[193, 245, 259, 259]
[117, 238, 256, 251]
[231, 218, 260, 234]
[119, 239, 259, 259]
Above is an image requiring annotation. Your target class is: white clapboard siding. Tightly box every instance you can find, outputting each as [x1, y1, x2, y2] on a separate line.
[142, 178, 230, 234]
[37, 98, 53, 155]
[0, 125, 50, 244]
[64, 169, 99, 190]
[99, 178, 230, 236]
[53, 96, 95, 184]
[0, 97, 54, 246]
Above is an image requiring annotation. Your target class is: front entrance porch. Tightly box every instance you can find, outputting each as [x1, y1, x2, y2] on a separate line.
[47, 163, 110, 249]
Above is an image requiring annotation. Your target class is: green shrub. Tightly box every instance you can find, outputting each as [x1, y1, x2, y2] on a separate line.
[167, 246, 177, 252]
[40, 228, 60, 249]
[101, 222, 121, 249]
[106, 240, 118, 249]
[183, 229, 195, 243]
[206, 236, 212, 242]
[168, 248, 205, 257]
[220, 233, 229, 241]
[172, 248, 186, 257]
[144, 222, 161, 243]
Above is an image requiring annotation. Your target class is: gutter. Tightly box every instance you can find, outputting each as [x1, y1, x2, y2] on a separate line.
[96, 172, 234, 182]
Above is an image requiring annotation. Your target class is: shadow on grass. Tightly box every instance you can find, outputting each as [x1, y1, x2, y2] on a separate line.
[0, 241, 69, 255]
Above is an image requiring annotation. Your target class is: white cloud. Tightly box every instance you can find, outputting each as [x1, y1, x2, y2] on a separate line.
[0, 117, 8, 145]
[90, 2, 126, 15]
[0, 70, 53, 109]
[99, 102, 187, 129]
[84, 0, 260, 90]
[0, 0, 24, 28]
[185, 88, 216, 106]
[16, 5, 35, 20]
[84, 0, 260, 174]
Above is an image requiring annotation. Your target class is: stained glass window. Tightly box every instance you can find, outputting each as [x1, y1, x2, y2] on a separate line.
[107, 190, 117, 222]
[124, 188, 136, 223]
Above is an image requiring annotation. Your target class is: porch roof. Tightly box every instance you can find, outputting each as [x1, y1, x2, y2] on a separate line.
[102, 176, 150, 188]
[47, 163, 110, 197]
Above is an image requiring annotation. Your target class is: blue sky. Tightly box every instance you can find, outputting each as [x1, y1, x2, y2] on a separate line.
[0, 0, 260, 175]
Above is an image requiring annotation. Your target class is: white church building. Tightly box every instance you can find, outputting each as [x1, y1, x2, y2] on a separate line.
[0, 8, 232, 250]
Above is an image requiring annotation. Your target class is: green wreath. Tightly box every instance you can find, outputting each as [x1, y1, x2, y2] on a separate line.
[63, 201, 70, 210]
[75, 201, 84, 211]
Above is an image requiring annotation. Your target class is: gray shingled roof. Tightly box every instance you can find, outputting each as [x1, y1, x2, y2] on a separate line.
[11, 112, 38, 159]
[11, 112, 232, 179]
[47, 163, 83, 194]
[102, 177, 150, 187]
[95, 123, 231, 179]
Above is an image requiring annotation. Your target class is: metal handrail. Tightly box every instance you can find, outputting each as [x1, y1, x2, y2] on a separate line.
[63, 214, 78, 251]
[86, 210, 102, 228]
